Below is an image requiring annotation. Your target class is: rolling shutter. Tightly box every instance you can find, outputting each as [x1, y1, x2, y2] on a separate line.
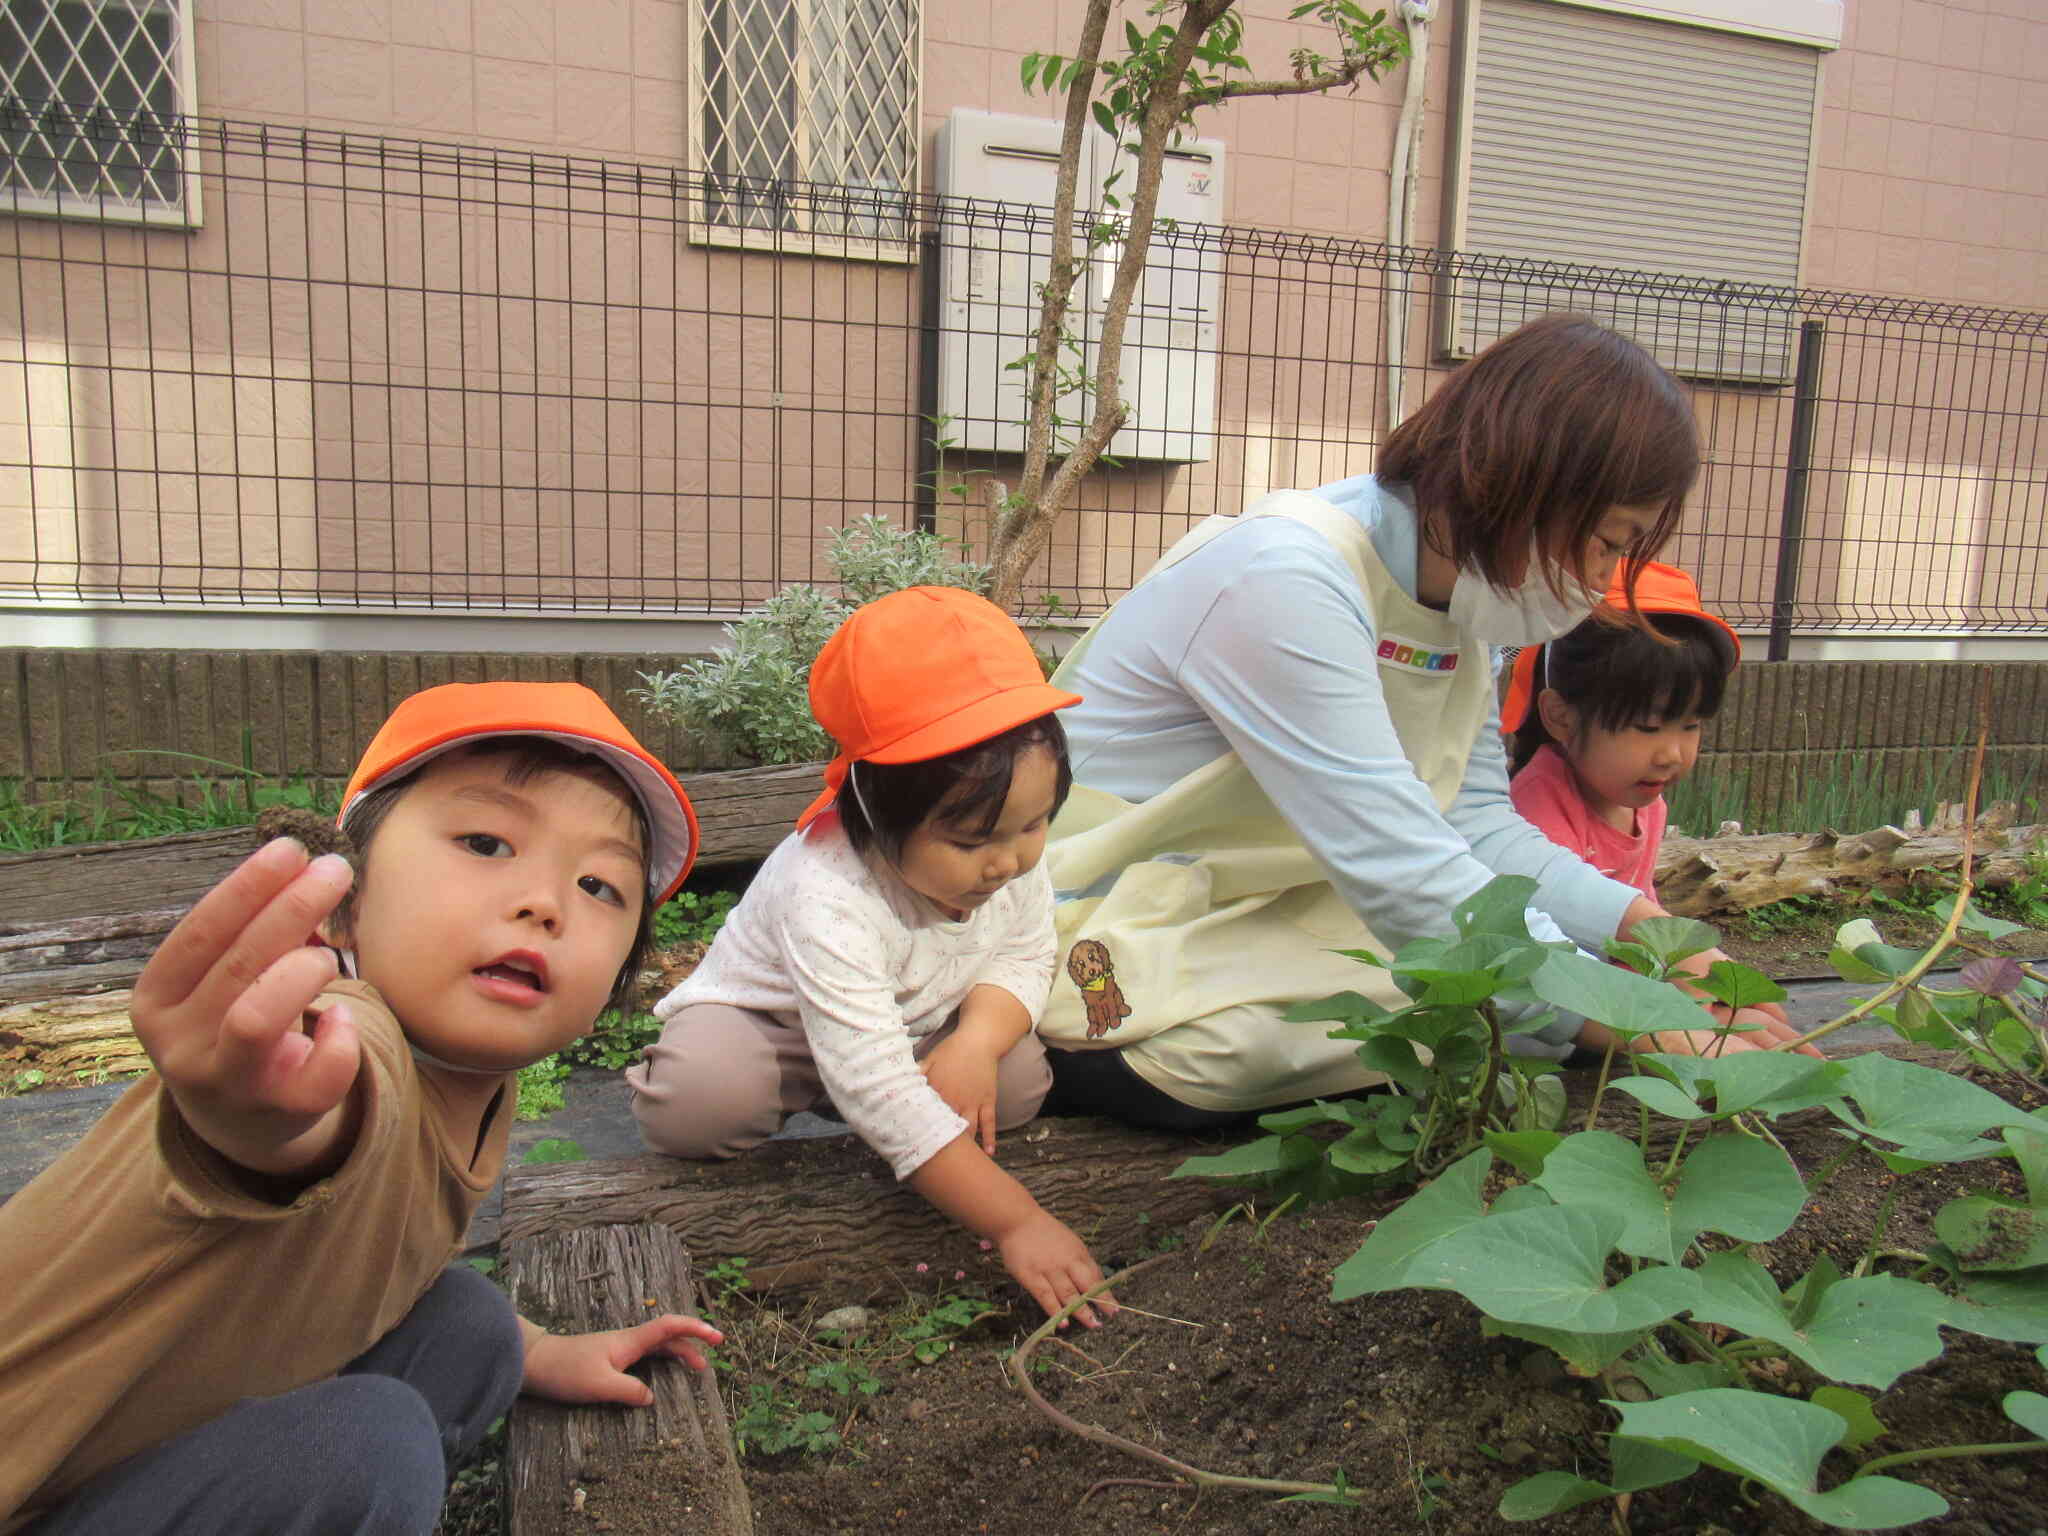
[1444, 0, 1820, 383]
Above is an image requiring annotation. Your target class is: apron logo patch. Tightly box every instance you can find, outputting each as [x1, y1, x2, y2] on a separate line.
[1065, 938, 1133, 1039]
[1377, 635, 1460, 673]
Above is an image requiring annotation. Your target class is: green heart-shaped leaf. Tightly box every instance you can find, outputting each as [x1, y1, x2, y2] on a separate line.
[1934, 1196, 2048, 1272]
[1689, 1254, 1951, 1389]
[1626, 917, 1721, 968]
[1453, 875, 1538, 939]
[1407, 1203, 1699, 1331]
[1692, 960, 1789, 1009]
[1331, 1147, 1490, 1300]
[2005, 1390, 2048, 1438]
[1496, 1438, 1697, 1520]
[1831, 1053, 2037, 1161]
[1531, 951, 1721, 1040]
[1810, 1387, 1886, 1450]
[1611, 1392, 1948, 1528]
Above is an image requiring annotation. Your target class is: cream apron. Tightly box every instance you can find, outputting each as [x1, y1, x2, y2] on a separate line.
[1042, 490, 1497, 1111]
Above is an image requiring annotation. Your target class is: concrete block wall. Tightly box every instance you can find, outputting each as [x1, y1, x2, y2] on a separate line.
[0, 648, 714, 817]
[2, 651, 2045, 835]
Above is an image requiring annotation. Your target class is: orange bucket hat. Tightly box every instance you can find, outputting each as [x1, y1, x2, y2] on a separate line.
[1500, 560, 1740, 735]
[340, 681, 699, 903]
[796, 586, 1082, 831]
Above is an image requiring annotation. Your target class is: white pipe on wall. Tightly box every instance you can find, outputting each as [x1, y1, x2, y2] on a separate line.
[1385, 0, 1435, 433]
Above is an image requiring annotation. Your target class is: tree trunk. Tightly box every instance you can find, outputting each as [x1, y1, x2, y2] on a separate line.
[504, 1223, 753, 1536]
[501, 1118, 1242, 1306]
[0, 991, 150, 1079]
[1654, 816, 2046, 917]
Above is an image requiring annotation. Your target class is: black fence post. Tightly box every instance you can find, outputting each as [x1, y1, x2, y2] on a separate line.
[913, 228, 942, 534]
[1767, 318, 1827, 661]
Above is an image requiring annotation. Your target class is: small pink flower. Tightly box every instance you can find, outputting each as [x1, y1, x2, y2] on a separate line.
[954, 1270, 966, 1280]
[978, 1240, 993, 1251]
[915, 1262, 929, 1273]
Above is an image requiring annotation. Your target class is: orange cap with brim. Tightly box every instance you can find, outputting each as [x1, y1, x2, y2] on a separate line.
[1500, 560, 1741, 735]
[340, 681, 699, 904]
[796, 586, 1082, 831]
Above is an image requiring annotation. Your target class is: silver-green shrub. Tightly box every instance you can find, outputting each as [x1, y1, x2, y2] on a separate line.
[632, 517, 992, 765]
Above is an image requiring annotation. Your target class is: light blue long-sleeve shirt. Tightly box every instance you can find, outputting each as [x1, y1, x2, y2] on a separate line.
[1060, 474, 1641, 962]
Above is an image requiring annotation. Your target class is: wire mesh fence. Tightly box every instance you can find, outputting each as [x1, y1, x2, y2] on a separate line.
[3, 113, 2044, 631]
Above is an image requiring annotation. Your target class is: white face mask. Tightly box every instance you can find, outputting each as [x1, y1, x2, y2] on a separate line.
[1447, 559, 1600, 646]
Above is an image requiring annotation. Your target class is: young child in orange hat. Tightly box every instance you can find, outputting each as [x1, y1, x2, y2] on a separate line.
[0, 682, 723, 1536]
[629, 586, 1117, 1328]
[1502, 559, 1738, 908]
[1502, 562, 1795, 1046]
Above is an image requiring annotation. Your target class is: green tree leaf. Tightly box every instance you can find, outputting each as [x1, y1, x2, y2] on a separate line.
[1611, 1392, 1948, 1529]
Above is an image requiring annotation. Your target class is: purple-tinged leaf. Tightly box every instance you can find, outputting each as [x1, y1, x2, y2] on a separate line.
[1960, 956, 2024, 998]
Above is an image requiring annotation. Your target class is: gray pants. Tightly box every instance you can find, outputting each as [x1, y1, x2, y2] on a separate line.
[628, 1001, 1053, 1159]
[25, 1264, 522, 1536]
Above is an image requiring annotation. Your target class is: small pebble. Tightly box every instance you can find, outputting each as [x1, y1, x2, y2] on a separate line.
[816, 1305, 871, 1334]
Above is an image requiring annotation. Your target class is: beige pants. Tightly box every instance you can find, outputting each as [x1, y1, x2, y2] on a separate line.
[627, 1002, 1054, 1160]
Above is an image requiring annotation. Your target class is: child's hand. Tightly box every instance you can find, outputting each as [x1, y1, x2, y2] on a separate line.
[920, 1034, 1002, 1153]
[519, 1315, 725, 1406]
[1645, 1002, 1821, 1059]
[998, 1211, 1116, 1329]
[131, 837, 363, 1177]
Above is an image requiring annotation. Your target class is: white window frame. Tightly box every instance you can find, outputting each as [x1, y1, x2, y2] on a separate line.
[1438, 0, 1828, 385]
[2, 0, 200, 228]
[686, 0, 920, 263]
[1534, 0, 1841, 51]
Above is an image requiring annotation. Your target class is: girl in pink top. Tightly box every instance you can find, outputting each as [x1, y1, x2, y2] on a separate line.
[1503, 560, 1740, 907]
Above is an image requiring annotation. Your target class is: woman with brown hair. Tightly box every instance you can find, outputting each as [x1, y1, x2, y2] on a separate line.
[1037, 315, 1808, 1131]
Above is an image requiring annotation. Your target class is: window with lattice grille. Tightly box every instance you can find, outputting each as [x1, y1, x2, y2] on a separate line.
[690, 0, 918, 256]
[2, 0, 197, 226]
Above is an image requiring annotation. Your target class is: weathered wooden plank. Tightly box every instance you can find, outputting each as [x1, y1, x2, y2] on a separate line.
[504, 1223, 752, 1536]
[502, 1117, 1242, 1306]
[0, 991, 149, 1075]
[0, 828, 262, 925]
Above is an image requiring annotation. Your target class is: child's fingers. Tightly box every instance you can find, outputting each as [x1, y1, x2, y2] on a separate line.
[212, 944, 345, 1094]
[183, 853, 354, 1029]
[250, 996, 361, 1119]
[134, 838, 314, 1014]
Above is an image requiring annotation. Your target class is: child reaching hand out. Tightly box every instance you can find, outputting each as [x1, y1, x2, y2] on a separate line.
[1503, 559, 1738, 907]
[0, 683, 724, 1536]
[629, 587, 1117, 1327]
[1503, 561, 1807, 1054]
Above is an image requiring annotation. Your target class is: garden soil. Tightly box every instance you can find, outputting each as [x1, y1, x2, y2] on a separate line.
[543, 1054, 2048, 1536]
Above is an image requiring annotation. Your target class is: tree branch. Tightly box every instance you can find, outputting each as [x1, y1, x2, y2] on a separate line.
[1012, 0, 1113, 538]
[1203, 63, 1384, 101]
